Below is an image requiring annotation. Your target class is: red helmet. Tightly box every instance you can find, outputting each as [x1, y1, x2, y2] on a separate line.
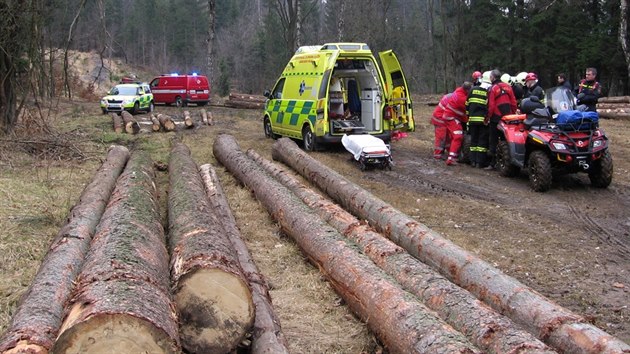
[525, 72, 538, 81]
[472, 71, 482, 80]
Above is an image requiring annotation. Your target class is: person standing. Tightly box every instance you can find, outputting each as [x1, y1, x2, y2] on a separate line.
[576, 67, 601, 112]
[431, 93, 452, 160]
[557, 73, 572, 90]
[466, 72, 491, 168]
[443, 81, 473, 166]
[485, 69, 517, 170]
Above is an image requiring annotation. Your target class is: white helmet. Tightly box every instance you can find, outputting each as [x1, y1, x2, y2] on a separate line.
[481, 71, 492, 84]
[515, 72, 528, 85]
[501, 73, 512, 84]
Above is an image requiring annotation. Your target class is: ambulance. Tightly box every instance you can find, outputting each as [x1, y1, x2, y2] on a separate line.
[263, 43, 414, 151]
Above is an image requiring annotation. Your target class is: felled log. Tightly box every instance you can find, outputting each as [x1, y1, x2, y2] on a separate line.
[53, 152, 180, 354]
[150, 114, 161, 132]
[213, 134, 481, 354]
[597, 111, 630, 120]
[183, 110, 194, 128]
[224, 100, 265, 110]
[199, 164, 290, 354]
[0, 146, 130, 354]
[110, 113, 123, 133]
[120, 111, 140, 134]
[229, 92, 267, 103]
[246, 149, 554, 354]
[200, 109, 209, 125]
[597, 96, 630, 104]
[271, 137, 630, 354]
[595, 103, 630, 110]
[168, 142, 254, 354]
[157, 113, 176, 131]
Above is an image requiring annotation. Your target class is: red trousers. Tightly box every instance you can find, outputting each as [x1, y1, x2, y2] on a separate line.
[444, 119, 464, 162]
[431, 116, 450, 159]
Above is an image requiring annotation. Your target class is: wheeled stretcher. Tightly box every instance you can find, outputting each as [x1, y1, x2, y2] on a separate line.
[341, 134, 392, 171]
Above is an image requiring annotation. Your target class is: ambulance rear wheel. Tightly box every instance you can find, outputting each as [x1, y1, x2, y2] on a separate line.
[175, 96, 183, 108]
[302, 125, 317, 152]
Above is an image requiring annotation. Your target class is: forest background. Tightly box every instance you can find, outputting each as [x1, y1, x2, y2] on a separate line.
[1, 0, 630, 134]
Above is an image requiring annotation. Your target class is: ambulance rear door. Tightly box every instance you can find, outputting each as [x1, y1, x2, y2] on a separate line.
[378, 50, 414, 132]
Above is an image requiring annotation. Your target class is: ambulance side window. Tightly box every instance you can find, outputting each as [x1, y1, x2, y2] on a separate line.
[272, 78, 285, 99]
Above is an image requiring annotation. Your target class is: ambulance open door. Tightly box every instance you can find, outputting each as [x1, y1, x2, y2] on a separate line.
[378, 50, 414, 132]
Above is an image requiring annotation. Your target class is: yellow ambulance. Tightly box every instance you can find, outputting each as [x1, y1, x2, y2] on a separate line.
[263, 43, 414, 151]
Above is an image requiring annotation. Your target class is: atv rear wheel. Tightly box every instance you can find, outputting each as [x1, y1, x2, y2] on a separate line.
[528, 150, 552, 192]
[496, 140, 520, 177]
[589, 150, 613, 188]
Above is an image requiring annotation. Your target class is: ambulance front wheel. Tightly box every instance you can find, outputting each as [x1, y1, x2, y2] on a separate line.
[302, 125, 317, 152]
[264, 117, 279, 139]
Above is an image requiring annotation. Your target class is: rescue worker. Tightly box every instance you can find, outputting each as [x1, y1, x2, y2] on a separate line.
[523, 72, 545, 104]
[485, 69, 517, 170]
[466, 72, 491, 168]
[557, 73, 572, 90]
[472, 71, 482, 86]
[511, 72, 528, 103]
[576, 67, 601, 112]
[431, 93, 452, 160]
[443, 81, 473, 166]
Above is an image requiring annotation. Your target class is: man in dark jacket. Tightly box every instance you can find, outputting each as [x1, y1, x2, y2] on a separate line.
[557, 73, 572, 90]
[576, 67, 601, 112]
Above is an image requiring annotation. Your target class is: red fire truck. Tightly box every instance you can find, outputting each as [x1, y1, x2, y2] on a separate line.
[149, 73, 210, 107]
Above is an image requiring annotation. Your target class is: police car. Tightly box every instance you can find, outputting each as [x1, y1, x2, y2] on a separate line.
[100, 83, 154, 114]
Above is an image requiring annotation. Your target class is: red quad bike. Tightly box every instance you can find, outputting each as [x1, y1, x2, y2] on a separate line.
[495, 86, 613, 192]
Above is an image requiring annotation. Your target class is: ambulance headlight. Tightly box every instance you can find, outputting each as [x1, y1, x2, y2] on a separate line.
[552, 142, 567, 150]
[100, 99, 107, 105]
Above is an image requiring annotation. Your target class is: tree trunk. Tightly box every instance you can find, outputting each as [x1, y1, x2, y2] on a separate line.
[206, 0, 216, 84]
[213, 134, 482, 354]
[229, 92, 267, 103]
[270, 137, 630, 354]
[53, 151, 180, 354]
[596, 103, 630, 109]
[619, 0, 630, 89]
[246, 149, 554, 354]
[111, 113, 123, 133]
[157, 113, 176, 131]
[200, 109, 209, 125]
[0, 146, 130, 354]
[199, 164, 291, 354]
[168, 142, 254, 354]
[182, 110, 194, 128]
[150, 114, 161, 132]
[120, 111, 139, 134]
[224, 100, 265, 109]
[597, 112, 630, 120]
[597, 96, 630, 103]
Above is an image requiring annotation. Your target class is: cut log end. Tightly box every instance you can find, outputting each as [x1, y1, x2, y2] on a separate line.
[53, 313, 177, 354]
[176, 268, 254, 353]
[2, 341, 47, 354]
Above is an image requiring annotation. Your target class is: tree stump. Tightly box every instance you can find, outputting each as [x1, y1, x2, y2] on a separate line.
[157, 114, 176, 131]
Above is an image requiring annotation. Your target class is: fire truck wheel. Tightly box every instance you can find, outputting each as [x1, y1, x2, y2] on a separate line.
[175, 96, 183, 108]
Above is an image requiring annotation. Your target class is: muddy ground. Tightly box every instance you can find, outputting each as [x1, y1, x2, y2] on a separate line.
[1, 97, 628, 353]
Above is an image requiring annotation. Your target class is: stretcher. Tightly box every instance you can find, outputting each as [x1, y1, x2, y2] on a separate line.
[341, 134, 392, 171]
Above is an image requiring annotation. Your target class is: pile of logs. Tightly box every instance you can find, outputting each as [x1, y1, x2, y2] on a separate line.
[224, 92, 267, 110]
[212, 134, 630, 354]
[597, 96, 630, 120]
[0, 143, 288, 354]
[110, 109, 215, 134]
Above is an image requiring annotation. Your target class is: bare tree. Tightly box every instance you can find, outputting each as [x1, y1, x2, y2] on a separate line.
[62, 0, 87, 100]
[206, 0, 216, 84]
[620, 0, 630, 86]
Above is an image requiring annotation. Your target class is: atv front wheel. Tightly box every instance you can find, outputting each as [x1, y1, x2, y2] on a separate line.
[589, 150, 613, 188]
[496, 140, 520, 177]
[528, 150, 552, 192]
[458, 134, 471, 164]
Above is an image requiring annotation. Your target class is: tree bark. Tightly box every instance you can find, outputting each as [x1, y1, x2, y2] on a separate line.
[597, 112, 630, 120]
[157, 113, 176, 131]
[619, 0, 630, 89]
[246, 149, 554, 354]
[168, 142, 254, 354]
[595, 103, 630, 109]
[224, 100, 265, 110]
[213, 134, 482, 354]
[53, 151, 180, 354]
[0, 146, 130, 354]
[270, 137, 630, 354]
[120, 111, 139, 134]
[110, 113, 123, 133]
[199, 163, 291, 354]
